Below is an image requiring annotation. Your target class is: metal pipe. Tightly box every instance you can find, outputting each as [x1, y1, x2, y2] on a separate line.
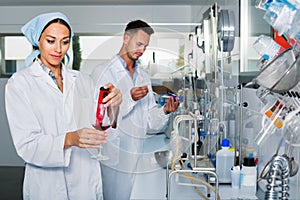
[238, 84, 243, 166]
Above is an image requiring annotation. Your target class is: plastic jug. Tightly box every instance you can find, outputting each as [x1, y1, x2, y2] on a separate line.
[240, 157, 257, 198]
[216, 139, 235, 183]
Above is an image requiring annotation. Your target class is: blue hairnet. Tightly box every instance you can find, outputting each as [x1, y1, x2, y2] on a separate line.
[21, 12, 74, 67]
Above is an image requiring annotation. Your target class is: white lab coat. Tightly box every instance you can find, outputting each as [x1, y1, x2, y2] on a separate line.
[5, 61, 103, 200]
[92, 55, 170, 200]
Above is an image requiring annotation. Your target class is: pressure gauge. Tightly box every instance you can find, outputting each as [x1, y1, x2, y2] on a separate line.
[217, 9, 235, 52]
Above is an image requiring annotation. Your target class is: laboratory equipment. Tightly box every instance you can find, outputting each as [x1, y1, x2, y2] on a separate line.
[255, 0, 270, 10]
[254, 92, 285, 146]
[253, 34, 284, 60]
[231, 166, 240, 189]
[253, 87, 299, 198]
[154, 150, 173, 169]
[263, 0, 297, 36]
[227, 105, 236, 147]
[257, 0, 300, 40]
[166, 111, 219, 200]
[250, 48, 300, 93]
[162, 2, 239, 199]
[259, 136, 284, 181]
[217, 9, 235, 52]
[264, 155, 290, 200]
[251, 1, 300, 198]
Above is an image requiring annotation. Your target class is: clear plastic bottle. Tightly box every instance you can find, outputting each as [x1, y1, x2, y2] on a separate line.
[216, 139, 235, 183]
[290, 8, 300, 38]
[253, 35, 283, 60]
[255, 0, 269, 10]
[263, 1, 296, 35]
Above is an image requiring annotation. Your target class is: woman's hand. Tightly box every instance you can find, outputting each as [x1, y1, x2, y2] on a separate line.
[64, 128, 107, 149]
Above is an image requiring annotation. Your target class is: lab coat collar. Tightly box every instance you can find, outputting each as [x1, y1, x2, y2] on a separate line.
[115, 54, 140, 81]
[112, 55, 125, 73]
[28, 60, 78, 94]
[29, 60, 49, 77]
[116, 54, 139, 70]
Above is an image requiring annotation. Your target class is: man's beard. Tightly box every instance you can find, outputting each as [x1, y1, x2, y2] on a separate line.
[127, 52, 139, 61]
[125, 46, 140, 61]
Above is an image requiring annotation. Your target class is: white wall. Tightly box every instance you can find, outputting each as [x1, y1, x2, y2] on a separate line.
[0, 5, 194, 34]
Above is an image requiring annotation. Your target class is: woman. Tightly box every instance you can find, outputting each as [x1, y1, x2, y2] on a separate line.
[5, 12, 121, 200]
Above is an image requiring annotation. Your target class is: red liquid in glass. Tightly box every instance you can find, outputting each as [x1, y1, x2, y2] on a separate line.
[100, 123, 111, 131]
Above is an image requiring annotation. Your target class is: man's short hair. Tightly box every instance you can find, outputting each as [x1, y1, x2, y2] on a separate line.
[125, 20, 154, 36]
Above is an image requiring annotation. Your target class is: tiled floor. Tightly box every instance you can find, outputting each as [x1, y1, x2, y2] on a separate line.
[0, 166, 24, 200]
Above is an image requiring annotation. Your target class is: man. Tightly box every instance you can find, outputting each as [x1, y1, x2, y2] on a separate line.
[92, 20, 179, 200]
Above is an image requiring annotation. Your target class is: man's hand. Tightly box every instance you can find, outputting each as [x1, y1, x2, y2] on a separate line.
[163, 97, 179, 114]
[131, 86, 149, 101]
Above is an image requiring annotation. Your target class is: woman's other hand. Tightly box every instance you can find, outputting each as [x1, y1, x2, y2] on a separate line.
[64, 128, 107, 149]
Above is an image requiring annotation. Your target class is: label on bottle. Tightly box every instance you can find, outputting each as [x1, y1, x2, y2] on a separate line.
[240, 165, 257, 197]
[240, 173, 256, 186]
[240, 166, 257, 186]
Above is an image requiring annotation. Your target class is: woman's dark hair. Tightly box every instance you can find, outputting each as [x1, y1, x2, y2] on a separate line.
[125, 20, 154, 36]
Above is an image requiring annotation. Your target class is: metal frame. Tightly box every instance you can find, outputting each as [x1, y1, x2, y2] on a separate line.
[166, 165, 219, 200]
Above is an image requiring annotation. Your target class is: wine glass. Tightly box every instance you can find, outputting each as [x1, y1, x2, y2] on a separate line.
[91, 87, 114, 161]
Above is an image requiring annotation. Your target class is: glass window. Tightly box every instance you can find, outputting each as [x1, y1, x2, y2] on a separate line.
[0, 33, 188, 78]
[4, 36, 31, 75]
[240, 0, 272, 73]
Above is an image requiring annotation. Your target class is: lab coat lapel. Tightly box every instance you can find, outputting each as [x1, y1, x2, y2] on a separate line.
[29, 61, 59, 91]
[30, 61, 61, 93]
[62, 66, 78, 98]
[112, 55, 134, 87]
[29, 61, 44, 77]
[29, 61, 77, 96]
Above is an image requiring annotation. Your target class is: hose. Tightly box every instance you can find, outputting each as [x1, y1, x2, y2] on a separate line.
[178, 159, 221, 200]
